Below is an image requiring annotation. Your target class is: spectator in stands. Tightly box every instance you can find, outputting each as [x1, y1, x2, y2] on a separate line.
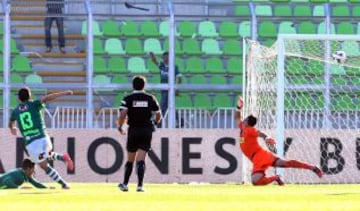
[149, 51, 182, 127]
[45, 0, 66, 53]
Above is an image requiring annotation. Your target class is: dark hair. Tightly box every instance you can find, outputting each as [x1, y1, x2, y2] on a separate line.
[18, 87, 31, 102]
[132, 75, 146, 91]
[162, 51, 169, 56]
[246, 115, 257, 127]
[22, 158, 35, 170]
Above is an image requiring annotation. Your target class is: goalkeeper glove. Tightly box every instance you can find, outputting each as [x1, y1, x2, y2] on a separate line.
[265, 138, 277, 154]
[236, 96, 243, 110]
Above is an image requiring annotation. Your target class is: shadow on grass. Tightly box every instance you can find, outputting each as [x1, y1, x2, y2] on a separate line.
[18, 192, 61, 195]
[327, 192, 360, 196]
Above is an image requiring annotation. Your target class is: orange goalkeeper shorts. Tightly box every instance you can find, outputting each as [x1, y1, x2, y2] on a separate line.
[251, 149, 278, 175]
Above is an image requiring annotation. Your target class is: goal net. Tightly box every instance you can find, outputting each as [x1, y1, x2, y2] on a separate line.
[244, 35, 360, 184]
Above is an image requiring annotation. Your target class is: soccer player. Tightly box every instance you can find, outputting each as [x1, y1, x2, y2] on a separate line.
[0, 159, 52, 189]
[117, 76, 162, 192]
[235, 96, 323, 185]
[8, 87, 74, 189]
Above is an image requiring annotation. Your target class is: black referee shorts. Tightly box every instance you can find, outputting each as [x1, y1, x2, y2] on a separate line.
[127, 127, 153, 152]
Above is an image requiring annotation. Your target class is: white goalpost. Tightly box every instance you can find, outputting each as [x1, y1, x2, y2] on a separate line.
[244, 34, 360, 184]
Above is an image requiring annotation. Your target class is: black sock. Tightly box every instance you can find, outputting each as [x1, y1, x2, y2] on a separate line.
[123, 161, 133, 185]
[136, 160, 145, 187]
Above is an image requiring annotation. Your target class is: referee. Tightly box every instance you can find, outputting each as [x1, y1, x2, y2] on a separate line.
[118, 75, 162, 192]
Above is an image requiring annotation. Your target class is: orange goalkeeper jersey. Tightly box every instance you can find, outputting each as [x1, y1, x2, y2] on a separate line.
[240, 126, 262, 160]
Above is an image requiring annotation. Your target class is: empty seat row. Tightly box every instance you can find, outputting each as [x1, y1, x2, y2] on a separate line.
[0, 56, 33, 72]
[82, 20, 251, 38]
[93, 56, 242, 74]
[93, 38, 242, 56]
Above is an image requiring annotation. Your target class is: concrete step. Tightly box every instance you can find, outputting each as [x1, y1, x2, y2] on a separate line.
[27, 52, 86, 58]
[20, 34, 84, 40]
[22, 45, 78, 54]
[37, 70, 86, 77]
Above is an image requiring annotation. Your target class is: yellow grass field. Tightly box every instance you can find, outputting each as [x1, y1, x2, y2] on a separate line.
[1, 183, 360, 211]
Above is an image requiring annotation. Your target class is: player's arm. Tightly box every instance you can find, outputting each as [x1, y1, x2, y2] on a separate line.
[1, 178, 19, 189]
[149, 52, 159, 66]
[258, 131, 277, 154]
[8, 113, 17, 136]
[28, 177, 47, 189]
[117, 108, 128, 135]
[235, 96, 243, 129]
[40, 90, 73, 103]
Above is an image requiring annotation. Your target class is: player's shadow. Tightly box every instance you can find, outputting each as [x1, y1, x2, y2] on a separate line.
[18, 192, 61, 195]
[327, 192, 360, 196]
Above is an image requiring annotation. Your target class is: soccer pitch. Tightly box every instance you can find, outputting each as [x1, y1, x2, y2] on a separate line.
[1, 183, 360, 211]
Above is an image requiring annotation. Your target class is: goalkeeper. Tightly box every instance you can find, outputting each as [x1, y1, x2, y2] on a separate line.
[0, 159, 52, 189]
[235, 96, 323, 185]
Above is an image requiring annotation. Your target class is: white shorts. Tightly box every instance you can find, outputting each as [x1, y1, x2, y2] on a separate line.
[25, 135, 53, 163]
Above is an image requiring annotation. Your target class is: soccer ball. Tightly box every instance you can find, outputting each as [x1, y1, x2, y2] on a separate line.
[332, 50, 347, 64]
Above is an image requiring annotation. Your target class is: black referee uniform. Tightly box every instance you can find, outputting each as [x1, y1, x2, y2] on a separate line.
[120, 90, 160, 152]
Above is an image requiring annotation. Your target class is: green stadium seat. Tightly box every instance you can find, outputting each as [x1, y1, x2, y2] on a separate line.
[147, 58, 159, 73]
[175, 57, 185, 73]
[125, 38, 144, 55]
[93, 75, 111, 92]
[331, 76, 348, 85]
[318, 22, 336, 34]
[0, 39, 19, 54]
[235, 5, 250, 16]
[357, 23, 360, 34]
[176, 95, 192, 107]
[349, 0, 360, 2]
[159, 20, 179, 37]
[201, 39, 222, 55]
[189, 75, 207, 84]
[329, 0, 348, 2]
[141, 21, 160, 37]
[263, 39, 276, 47]
[205, 58, 224, 74]
[332, 95, 355, 111]
[337, 22, 355, 34]
[93, 38, 105, 55]
[278, 22, 296, 34]
[345, 67, 360, 76]
[112, 75, 129, 84]
[219, 21, 238, 38]
[286, 58, 306, 75]
[0, 56, 3, 72]
[291, 0, 309, 2]
[310, 0, 328, 3]
[10, 74, 23, 83]
[223, 39, 242, 56]
[113, 93, 124, 106]
[183, 39, 202, 55]
[351, 77, 360, 85]
[185, 57, 205, 74]
[213, 94, 232, 108]
[81, 20, 103, 36]
[239, 21, 251, 37]
[255, 5, 272, 16]
[24, 74, 42, 84]
[144, 38, 163, 55]
[307, 60, 324, 75]
[313, 5, 325, 16]
[226, 57, 242, 74]
[102, 19, 121, 37]
[298, 22, 316, 34]
[109, 57, 127, 74]
[10, 95, 18, 108]
[128, 57, 148, 73]
[0, 22, 3, 35]
[342, 41, 360, 56]
[178, 21, 196, 37]
[198, 21, 218, 37]
[231, 75, 242, 84]
[258, 21, 277, 38]
[332, 5, 350, 16]
[352, 6, 360, 16]
[163, 39, 183, 54]
[274, 5, 291, 16]
[149, 75, 160, 83]
[11, 56, 32, 73]
[121, 21, 140, 37]
[194, 94, 212, 109]
[293, 93, 315, 110]
[331, 64, 346, 75]
[293, 5, 312, 17]
[210, 75, 227, 84]
[105, 38, 125, 55]
[93, 56, 108, 74]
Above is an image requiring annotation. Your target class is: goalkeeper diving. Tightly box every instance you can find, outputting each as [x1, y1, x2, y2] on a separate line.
[235, 96, 323, 185]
